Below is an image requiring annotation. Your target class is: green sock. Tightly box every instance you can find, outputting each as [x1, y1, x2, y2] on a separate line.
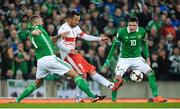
[147, 70, 158, 97]
[75, 75, 96, 98]
[112, 77, 129, 101]
[16, 83, 37, 102]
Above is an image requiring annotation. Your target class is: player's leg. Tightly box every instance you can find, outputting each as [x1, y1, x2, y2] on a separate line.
[66, 69, 106, 102]
[89, 70, 124, 92]
[51, 56, 105, 102]
[112, 58, 130, 102]
[66, 54, 107, 102]
[76, 73, 87, 103]
[12, 79, 43, 103]
[65, 55, 95, 102]
[89, 71, 114, 89]
[67, 53, 120, 91]
[76, 85, 84, 103]
[135, 57, 167, 102]
[10, 57, 49, 103]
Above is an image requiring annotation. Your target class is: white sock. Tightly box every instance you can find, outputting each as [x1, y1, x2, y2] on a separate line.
[91, 72, 114, 89]
[76, 85, 83, 100]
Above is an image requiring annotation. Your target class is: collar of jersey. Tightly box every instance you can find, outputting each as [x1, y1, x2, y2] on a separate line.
[32, 25, 42, 29]
[127, 27, 139, 33]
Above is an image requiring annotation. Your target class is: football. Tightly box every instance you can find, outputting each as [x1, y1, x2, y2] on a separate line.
[130, 70, 143, 82]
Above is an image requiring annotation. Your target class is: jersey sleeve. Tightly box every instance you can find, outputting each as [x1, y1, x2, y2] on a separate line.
[105, 29, 121, 61]
[76, 26, 85, 37]
[141, 28, 147, 41]
[115, 28, 122, 41]
[141, 29, 149, 58]
[58, 26, 64, 35]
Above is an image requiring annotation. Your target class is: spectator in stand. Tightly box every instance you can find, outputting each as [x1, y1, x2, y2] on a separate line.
[157, 49, 171, 80]
[14, 42, 30, 80]
[169, 47, 180, 80]
[104, 0, 116, 16]
[18, 22, 30, 43]
[150, 52, 159, 79]
[24, 39, 36, 76]
[112, 8, 124, 27]
[6, 69, 14, 79]
[176, 25, 180, 41]
[137, 5, 152, 27]
[175, 3, 180, 20]
[146, 14, 162, 36]
[7, 29, 19, 55]
[47, 23, 56, 37]
[165, 34, 174, 56]
[160, 18, 176, 40]
[103, 20, 116, 38]
[0, 30, 14, 79]
[16, 69, 23, 80]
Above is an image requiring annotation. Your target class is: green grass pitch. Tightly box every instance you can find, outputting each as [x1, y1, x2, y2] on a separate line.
[0, 103, 180, 108]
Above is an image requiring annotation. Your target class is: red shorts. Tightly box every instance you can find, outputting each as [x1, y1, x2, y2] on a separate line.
[64, 53, 96, 77]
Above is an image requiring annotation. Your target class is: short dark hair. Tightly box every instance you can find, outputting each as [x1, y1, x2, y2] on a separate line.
[66, 10, 80, 18]
[30, 14, 41, 21]
[128, 16, 138, 23]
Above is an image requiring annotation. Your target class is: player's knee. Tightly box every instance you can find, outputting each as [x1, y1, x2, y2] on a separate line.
[146, 69, 155, 76]
[115, 75, 122, 80]
[89, 70, 96, 76]
[35, 79, 43, 88]
[67, 69, 79, 78]
[115, 69, 125, 77]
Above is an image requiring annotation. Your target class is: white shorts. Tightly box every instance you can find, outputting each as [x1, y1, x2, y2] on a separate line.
[115, 57, 152, 77]
[36, 55, 72, 79]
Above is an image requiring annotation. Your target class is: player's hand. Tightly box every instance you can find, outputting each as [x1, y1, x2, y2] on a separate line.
[101, 60, 110, 73]
[51, 32, 69, 43]
[31, 29, 42, 36]
[146, 58, 151, 65]
[59, 31, 69, 38]
[70, 49, 78, 55]
[101, 36, 111, 43]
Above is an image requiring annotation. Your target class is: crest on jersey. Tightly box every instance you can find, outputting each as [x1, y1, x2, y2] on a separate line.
[138, 35, 141, 39]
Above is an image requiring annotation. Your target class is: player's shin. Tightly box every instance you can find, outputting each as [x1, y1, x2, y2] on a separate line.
[74, 75, 96, 98]
[111, 76, 129, 102]
[112, 79, 118, 102]
[16, 83, 37, 102]
[91, 72, 114, 88]
[147, 70, 158, 97]
[76, 85, 83, 102]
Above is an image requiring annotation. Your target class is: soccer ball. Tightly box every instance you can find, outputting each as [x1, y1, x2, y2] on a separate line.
[130, 70, 143, 82]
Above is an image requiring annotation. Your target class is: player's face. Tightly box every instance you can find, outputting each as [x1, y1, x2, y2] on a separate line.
[70, 15, 80, 27]
[128, 22, 138, 32]
[34, 17, 43, 25]
[38, 18, 44, 25]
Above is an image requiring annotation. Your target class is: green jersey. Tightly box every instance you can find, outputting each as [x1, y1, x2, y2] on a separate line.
[29, 25, 55, 59]
[106, 26, 149, 61]
[116, 27, 146, 58]
[15, 52, 28, 74]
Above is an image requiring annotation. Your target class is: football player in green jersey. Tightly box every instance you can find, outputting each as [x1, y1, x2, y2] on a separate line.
[10, 15, 105, 103]
[102, 16, 167, 102]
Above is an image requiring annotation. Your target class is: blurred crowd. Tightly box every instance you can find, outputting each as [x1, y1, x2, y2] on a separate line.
[0, 0, 179, 81]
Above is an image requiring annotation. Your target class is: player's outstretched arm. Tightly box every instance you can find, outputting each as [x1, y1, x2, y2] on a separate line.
[101, 38, 119, 72]
[141, 34, 150, 65]
[51, 32, 69, 43]
[100, 36, 111, 43]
